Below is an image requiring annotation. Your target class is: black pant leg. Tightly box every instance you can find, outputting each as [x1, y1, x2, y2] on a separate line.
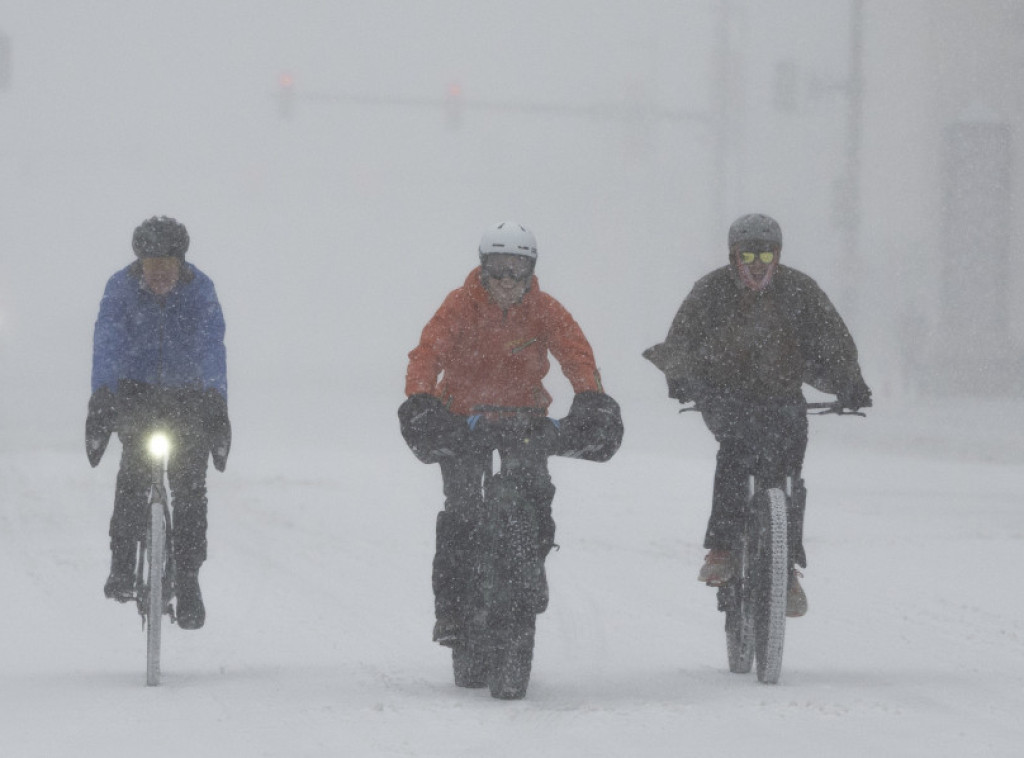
[434, 450, 488, 621]
[167, 418, 210, 572]
[704, 437, 751, 551]
[110, 432, 150, 547]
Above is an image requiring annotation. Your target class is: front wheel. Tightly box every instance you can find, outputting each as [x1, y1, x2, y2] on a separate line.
[145, 501, 166, 687]
[751, 487, 789, 684]
[452, 634, 488, 688]
[487, 614, 536, 700]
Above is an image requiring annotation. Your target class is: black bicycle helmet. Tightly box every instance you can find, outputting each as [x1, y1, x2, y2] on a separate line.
[132, 216, 190, 259]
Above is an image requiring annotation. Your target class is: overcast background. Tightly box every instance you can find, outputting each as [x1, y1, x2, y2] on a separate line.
[1, 3, 1023, 755]
[8, 0, 1018, 452]
[0, 0, 718, 449]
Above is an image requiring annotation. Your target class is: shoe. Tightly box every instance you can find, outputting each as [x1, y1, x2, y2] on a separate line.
[103, 542, 136, 602]
[697, 549, 735, 586]
[103, 568, 135, 602]
[432, 617, 461, 648]
[176, 570, 206, 630]
[786, 569, 808, 618]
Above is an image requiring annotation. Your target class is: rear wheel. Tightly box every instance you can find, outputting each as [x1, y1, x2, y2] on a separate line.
[145, 501, 166, 687]
[724, 578, 754, 673]
[751, 487, 788, 684]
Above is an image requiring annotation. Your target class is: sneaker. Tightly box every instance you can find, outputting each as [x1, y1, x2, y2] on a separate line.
[697, 549, 735, 586]
[176, 571, 206, 630]
[432, 617, 461, 648]
[103, 568, 135, 602]
[786, 569, 808, 618]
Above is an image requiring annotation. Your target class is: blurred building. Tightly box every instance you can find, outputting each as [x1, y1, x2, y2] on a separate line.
[861, 1, 1024, 395]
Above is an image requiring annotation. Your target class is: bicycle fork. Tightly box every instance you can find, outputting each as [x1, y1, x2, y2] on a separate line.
[135, 481, 176, 629]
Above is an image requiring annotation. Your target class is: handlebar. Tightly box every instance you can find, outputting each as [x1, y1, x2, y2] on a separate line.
[466, 405, 560, 457]
[679, 400, 866, 417]
[469, 405, 547, 417]
[804, 401, 866, 416]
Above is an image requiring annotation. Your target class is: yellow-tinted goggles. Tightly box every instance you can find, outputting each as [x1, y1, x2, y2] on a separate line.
[739, 251, 776, 265]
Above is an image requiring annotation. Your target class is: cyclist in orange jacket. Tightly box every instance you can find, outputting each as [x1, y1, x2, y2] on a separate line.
[400, 222, 622, 647]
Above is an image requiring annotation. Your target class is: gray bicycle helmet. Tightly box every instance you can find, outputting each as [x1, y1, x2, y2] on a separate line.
[727, 213, 782, 251]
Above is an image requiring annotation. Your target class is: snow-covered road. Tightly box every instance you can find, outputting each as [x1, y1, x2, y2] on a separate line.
[2, 395, 1023, 756]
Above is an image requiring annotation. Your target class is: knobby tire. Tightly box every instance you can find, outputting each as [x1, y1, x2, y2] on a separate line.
[487, 613, 536, 700]
[725, 566, 755, 673]
[452, 634, 488, 688]
[752, 487, 788, 684]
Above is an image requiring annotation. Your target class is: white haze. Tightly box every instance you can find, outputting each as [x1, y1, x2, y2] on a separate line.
[1, 2, 1023, 756]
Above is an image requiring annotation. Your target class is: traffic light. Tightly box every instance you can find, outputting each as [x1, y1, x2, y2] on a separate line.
[277, 72, 295, 119]
[444, 82, 463, 130]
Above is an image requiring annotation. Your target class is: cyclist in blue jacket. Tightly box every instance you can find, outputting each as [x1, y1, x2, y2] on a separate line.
[86, 216, 230, 630]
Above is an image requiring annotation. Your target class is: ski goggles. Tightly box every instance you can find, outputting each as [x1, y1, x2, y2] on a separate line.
[738, 251, 776, 265]
[482, 258, 534, 281]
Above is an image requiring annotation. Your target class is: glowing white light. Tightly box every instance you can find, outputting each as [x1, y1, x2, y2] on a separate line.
[147, 432, 170, 459]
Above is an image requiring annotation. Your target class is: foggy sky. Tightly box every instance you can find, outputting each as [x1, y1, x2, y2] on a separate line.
[1, 1, 1019, 451]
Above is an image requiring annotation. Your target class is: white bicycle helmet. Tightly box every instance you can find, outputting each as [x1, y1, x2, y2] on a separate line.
[478, 221, 538, 261]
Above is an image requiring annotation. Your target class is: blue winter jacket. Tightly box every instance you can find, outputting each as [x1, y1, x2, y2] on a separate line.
[91, 262, 227, 399]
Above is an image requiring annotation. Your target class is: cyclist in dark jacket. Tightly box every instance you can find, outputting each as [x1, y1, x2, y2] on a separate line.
[86, 216, 230, 630]
[644, 213, 871, 617]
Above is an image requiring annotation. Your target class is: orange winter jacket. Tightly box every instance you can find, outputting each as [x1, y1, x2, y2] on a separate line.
[405, 268, 602, 416]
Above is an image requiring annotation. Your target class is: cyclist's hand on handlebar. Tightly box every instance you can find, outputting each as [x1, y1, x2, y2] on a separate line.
[667, 377, 707, 405]
[837, 381, 872, 412]
[398, 394, 469, 463]
[555, 392, 624, 461]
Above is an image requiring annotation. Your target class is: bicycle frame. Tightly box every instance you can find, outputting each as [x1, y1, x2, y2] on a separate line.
[682, 397, 864, 683]
[452, 407, 553, 699]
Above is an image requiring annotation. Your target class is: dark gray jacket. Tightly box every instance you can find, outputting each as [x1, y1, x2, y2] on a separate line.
[644, 264, 868, 402]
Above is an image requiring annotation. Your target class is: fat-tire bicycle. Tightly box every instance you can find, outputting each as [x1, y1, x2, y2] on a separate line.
[136, 429, 176, 686]
[683, 400, 863, 684]
[449, 407, 557, 700]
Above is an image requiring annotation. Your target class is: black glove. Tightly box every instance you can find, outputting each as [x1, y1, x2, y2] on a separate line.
[398, 394, 468, 464]
[667, 377, 707, 405]
[837, 381, 872, 411]
[203, 389, 231, 472]
[556, 391, 624, 462]
[85, 387, 117, 467]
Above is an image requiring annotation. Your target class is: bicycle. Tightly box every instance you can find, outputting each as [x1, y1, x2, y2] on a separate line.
[448, 406, 559, 700]
[136, 429, 176, 686]
[682, 400, 863, 684]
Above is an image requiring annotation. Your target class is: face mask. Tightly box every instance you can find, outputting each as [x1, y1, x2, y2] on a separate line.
[733, 251, 778, 292]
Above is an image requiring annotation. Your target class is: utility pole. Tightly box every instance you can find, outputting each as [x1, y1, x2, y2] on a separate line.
[841, 0, 865, 315]
[712, 1, 733, 238]
[0, 32, 11, 91]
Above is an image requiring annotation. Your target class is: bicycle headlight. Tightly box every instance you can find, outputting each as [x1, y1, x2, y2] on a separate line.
[147, 432, 171, 459]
